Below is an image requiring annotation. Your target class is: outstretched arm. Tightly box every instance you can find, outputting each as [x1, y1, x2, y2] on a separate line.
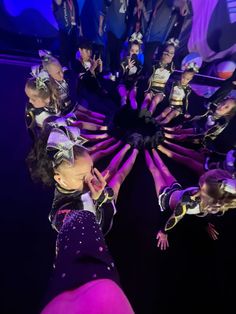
[75, 104, 106, 120]
[91, 140, 122, 163]
[88, 137, 116, 153]
[71, 120, 108, 131]
[157, 144, 205, 176]
[102, 144, 131, 181]
[81, 133, 109, 141]
[108, 149, 139, 201]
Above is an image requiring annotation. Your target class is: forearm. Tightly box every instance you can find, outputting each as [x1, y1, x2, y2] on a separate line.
[99, 14, 105, 30]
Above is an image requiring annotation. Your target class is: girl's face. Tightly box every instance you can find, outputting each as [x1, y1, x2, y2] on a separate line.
[161, 45, 175, 64]
[130, 44, 140, 55]
[47, 63, 64, 81]
[79, 48, 92, 61]
[25, 86, 49, 108]
[215, 99, 236, 117]
[54, 153, 94, 191]
[181, 71, 195, 86]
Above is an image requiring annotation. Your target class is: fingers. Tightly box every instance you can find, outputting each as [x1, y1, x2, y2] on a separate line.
[157, 145, 172, 157]
[156, 233, 169, 250]
[93, 168, 107, 188]
[86, 177, 97, 195]
[164, 132, 175, 139]
[207, 223, 219, 240]
[102, 169, 110, 181]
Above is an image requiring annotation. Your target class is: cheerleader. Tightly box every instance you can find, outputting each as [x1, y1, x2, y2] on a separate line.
[118, 40, 142, 109]
[27, 125, 136, 313]
[164, 98, 236, 147]
[140, 38, 179, 119]
[25, 71, 107, 141]
[145, 149, 236, 250]
[155, 62, 199, 125]
[25, 71, 61, 140]
[38, 50, 74, 113]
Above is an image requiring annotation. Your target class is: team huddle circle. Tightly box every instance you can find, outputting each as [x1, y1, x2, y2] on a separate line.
[108, 106, 165, 149]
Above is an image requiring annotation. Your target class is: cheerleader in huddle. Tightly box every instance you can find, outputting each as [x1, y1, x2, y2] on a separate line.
[38, 50, 73, 113]
[145, 149, 236, 250]
[164, 98, 236, 147]
[25, 70, 107, 142]
[27, 124, 137, 313]
[25, 71, 62, 140]
[140, 38, 179, 119]
[155, 62, 199, 125]
[118, 40, 142, 109]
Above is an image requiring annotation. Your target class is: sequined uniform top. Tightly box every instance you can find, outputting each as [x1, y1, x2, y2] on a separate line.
[25, 102, 61, 141]
[168, 81, 192, 114]
[49, 185, 116, 236]
[43, 186, 119, 307]
[147, 61, 174, 94]
[54, 78, 73, 114]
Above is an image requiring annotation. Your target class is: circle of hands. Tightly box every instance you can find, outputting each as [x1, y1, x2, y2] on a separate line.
[71, 104, 220, 252]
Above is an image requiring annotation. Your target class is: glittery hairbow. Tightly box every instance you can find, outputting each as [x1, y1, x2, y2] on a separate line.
[47, 113, 77, 128]
[31, 65, 50, 91]
[39, 49, 52, 62]
[129, 32, 143, 44]
[220, 178, 236, 194]
[47, 126, 88, 167]
[182, 61, 199, 73]
[166, 38, 179, 48]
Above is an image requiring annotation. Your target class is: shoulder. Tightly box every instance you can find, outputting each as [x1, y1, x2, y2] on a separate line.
[170, 186, 199, 210]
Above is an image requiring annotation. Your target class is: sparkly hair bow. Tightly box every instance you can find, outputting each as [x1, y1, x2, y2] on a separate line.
[182, 61, 199, 73]
[47, 126, 88, 167]
[129, 32, 143, 44]
[166, 38, 179, 48]
[31, 65, 50, 91]
[39, 49, 52, 61]
[220, 178, 236, 194]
